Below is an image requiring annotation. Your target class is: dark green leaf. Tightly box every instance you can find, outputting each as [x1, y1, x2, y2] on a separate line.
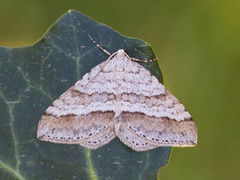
[0, 10, 171, 180]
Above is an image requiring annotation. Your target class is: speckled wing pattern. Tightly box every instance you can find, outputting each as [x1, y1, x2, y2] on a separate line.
[37, 49, 197, 152]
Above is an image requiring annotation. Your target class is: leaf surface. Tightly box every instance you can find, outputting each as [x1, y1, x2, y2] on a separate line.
[0, 10, 171, 180]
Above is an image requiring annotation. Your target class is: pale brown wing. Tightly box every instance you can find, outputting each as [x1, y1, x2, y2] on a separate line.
[113, 57, 197, 152]
[37, 58, 117, 149]
[37, 108, 116, 149]
[117, 111, 197, 152]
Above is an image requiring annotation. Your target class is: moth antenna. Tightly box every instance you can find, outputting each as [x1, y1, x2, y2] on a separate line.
[88, 35, 157, 63]
[88, 35, 111, 56]
[130, 57, 158, 63]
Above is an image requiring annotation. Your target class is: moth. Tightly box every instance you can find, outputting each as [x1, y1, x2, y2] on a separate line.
[37, 35, 197, 152]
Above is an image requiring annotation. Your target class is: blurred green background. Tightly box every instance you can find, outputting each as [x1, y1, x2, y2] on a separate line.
[0, 0, 239, 179]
